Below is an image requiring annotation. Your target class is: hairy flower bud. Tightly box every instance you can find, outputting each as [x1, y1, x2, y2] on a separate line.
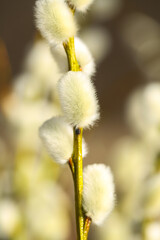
[83, 164, 115, 225]
[58, 71, 99, 128]
[39, 116, 87, 164]
[35, 0, 77, 43]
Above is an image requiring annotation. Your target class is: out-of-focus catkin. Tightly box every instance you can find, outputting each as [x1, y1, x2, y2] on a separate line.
[68, 0, 95, 12]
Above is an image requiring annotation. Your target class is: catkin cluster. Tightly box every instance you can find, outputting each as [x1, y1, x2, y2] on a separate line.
[35, 0, 115, 227]
[35, 0, 99, 160]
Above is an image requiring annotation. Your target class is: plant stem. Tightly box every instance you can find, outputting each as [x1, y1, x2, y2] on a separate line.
[63, 38, 80, 71]
[73, 127, 84, 240]
[63, 38, 84, 240]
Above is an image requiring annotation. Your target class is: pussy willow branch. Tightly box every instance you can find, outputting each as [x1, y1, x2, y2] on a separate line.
[63, 37, 84, 240]
[73, 127, 84, 240]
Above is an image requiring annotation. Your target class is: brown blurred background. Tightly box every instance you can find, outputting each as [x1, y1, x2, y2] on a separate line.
[0, 1, 160, 239]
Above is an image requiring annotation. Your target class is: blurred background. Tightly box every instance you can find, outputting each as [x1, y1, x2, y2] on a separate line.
[0, 0, 160, 239]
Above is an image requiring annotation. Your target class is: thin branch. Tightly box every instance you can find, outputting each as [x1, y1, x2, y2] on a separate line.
[63, 36, 84, 240]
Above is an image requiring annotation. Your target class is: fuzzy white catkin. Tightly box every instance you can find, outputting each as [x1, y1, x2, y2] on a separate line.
[51, 37, 95, 77]
[35, 0, 77, 43]
[58, 71, 99, 128]
[39, 116, 87, 164]
[83, 164, 115, 225]
[69, 0, 95, 12]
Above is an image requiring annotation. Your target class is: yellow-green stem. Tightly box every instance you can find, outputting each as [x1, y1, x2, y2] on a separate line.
[73, 127, 84, 240]
[63, 38, 80, 71]
[63, 37, 84, 240]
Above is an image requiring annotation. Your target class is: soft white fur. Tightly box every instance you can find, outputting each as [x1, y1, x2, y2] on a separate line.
[35, 0, 77, 43]
[51, 37, 95, 76]
[83, 164, 115, 225]
[39, 116, 87, 164]
[68, 0, 94, 12]
[58, 71, 99, 128]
